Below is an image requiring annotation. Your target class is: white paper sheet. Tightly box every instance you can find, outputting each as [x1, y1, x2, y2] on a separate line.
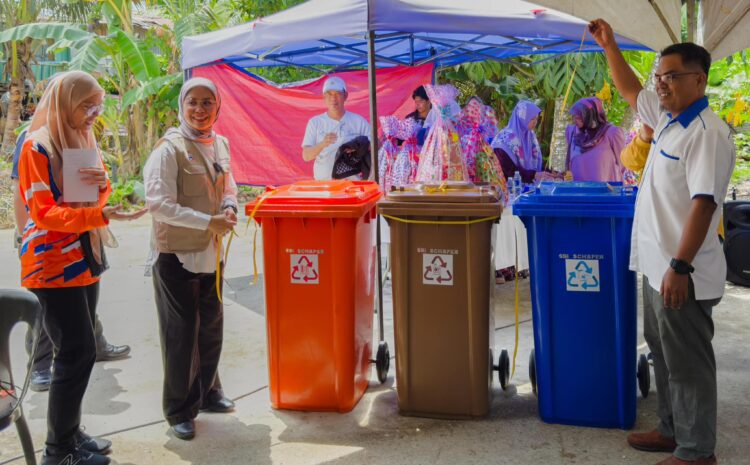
[62, 148, 99, 203]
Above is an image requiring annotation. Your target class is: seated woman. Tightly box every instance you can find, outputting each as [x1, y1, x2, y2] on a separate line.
[492, 100, 555, 183]
[565, 97, 625, 182]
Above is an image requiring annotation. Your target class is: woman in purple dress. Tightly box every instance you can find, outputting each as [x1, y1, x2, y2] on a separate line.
[491, 100, 548, 183]
[565, 97, 625, 182]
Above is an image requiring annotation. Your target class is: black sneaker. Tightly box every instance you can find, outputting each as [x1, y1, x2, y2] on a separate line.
[75, 429, 112, 455]
[41, 448, 110, 465]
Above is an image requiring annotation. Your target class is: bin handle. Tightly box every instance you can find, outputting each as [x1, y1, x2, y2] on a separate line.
[380, 214, 500, 225]
[344, 184, 367, 198]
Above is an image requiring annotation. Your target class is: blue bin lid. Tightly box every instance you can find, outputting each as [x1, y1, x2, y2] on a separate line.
[520, 181, 636, 204]
[513, 181, 636, 218]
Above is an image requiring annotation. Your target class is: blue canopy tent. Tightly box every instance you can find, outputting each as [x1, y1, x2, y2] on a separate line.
[182, 0, 652, 349]
[183, 0, 649, 71]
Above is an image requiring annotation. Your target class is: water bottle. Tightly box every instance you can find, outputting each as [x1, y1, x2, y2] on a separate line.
[513, 171, 522, 194]
[507, 177, 515, 199]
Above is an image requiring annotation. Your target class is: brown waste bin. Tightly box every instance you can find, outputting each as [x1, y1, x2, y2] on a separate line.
[378, 182, 505, 419]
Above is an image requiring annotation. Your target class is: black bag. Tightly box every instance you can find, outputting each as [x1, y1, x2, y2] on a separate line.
[79, 231, 109, 277]
[332, 136, 371, 179]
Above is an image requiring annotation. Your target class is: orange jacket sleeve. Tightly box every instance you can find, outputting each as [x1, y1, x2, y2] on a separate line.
[18, 140, 109, 234]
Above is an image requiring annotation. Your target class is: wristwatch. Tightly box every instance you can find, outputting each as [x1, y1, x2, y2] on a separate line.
[669, 258, 694, 275]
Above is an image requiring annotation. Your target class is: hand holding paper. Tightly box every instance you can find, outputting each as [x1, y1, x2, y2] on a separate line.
[79, 167, 108, 189]
[62, 148, 100, 203]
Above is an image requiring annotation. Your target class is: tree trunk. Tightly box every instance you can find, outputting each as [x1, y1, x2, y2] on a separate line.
[548, 96, 571, 173]
[538, 98, 556, 164]
[1, 76, 24, 158]
[1, 38, 34, 157]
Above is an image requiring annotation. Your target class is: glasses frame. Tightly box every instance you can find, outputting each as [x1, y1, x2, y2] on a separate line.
[652, 72, 701, 85]
[81, 103, 104, 118]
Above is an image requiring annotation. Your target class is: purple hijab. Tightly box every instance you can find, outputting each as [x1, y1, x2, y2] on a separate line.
[569, 97, 611, 152]
[491, 100, 542, 171]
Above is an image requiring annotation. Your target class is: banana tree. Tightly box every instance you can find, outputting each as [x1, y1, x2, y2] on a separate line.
[0, 0, 90, 155]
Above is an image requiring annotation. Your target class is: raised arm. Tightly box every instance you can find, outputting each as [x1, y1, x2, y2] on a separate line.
[588, 19, 644, 111]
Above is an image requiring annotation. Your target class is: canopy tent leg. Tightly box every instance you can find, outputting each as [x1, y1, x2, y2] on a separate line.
[367, 31, 386, 343]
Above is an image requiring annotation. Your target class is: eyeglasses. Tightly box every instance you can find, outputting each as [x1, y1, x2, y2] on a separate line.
[82, 103, 104, 117]
[652, 72, 701, 84]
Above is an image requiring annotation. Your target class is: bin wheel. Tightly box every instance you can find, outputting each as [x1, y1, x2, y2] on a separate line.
[376, 342, 390, 384]
[529, 349, 537, 396]
[498, 349, 510, 390]
[637, 353, 650, 399]
[489, 349, 494, 384]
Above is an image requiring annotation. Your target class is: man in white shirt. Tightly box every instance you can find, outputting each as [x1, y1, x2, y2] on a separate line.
[590, 19, 735, 465]
[301, 76, 370, 180]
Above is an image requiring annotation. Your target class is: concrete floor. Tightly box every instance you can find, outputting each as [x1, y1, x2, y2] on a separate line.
[0, 216, 748, 465]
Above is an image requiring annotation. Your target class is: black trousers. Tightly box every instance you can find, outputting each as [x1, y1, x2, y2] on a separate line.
[30, 283, 99, 455]
[152, 253, 224, 425]
[25, 314, 107, 372]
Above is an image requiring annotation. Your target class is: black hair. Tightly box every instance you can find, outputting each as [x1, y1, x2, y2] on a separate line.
[412, 85, 429, 101]
[660, 42, 711, 75]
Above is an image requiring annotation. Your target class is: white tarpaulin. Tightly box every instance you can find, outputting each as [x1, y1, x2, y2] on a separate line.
[535, 0, 750, 60]
[701, 0, 750, 60]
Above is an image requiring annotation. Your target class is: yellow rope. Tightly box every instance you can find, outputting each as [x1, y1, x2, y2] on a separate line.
[511, 224, 520, 379]
[380, 214, 500, 225]
[548, 26, 589, 171]
[215, 190, 275, 303]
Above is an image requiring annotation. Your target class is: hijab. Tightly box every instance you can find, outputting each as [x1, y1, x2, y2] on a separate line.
[165, 77, 221, 144]
[569, 97, 612, 152]
[491, 100, 542, 171]
[27, 71, 105, 189]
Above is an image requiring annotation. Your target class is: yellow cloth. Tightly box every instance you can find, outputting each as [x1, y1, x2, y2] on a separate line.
[619, 136, 724, 239]
[620, 134, 651, 177]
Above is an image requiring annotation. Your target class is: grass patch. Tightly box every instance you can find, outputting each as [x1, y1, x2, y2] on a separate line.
[731, 158, 750, 184]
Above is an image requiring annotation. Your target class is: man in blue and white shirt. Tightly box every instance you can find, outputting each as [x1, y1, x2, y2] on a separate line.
[590, 19, 735, 465]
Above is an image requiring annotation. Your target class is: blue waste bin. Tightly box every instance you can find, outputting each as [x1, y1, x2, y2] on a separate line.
[514, 181, 638, 429]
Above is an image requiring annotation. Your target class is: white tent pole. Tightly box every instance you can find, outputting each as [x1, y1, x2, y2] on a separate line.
[368, 30, 386, 342]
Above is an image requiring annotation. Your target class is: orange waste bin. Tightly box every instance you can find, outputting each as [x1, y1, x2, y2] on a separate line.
[247, 180, 386, 412]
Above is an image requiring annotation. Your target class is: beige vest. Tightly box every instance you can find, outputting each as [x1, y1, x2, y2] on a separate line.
[153, 133, 230, 253]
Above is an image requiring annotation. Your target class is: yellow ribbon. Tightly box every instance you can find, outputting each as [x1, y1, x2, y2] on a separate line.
[215, 190, 276, 304]
[548, 26, 590, 172]
[511, 223, 520, 380]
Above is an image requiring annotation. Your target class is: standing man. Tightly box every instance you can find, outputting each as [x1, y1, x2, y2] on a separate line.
[301, 76, 370, 180]
[589, 19, 735, 465]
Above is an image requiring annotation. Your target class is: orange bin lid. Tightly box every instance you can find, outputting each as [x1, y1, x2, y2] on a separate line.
[246, 180, 382, 218]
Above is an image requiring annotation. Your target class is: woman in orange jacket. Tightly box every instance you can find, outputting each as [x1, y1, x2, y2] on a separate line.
[17, 71, 146, 465]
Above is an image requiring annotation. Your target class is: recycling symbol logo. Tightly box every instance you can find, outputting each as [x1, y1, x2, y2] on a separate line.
[565, 259, 600, 292]
[291, 254, 319, 284]
[423, 254, 454, 286]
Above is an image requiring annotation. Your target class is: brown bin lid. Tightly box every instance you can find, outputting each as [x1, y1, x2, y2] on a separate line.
[379, 182, 502, 218]
[383, 182, 501, 203]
